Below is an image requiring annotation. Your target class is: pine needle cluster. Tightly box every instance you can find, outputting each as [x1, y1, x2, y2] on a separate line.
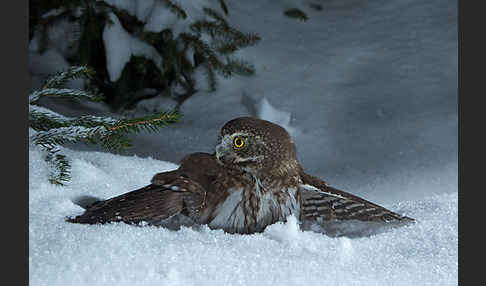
[182, 7, 261, 91]
[29, 66, 179, 185]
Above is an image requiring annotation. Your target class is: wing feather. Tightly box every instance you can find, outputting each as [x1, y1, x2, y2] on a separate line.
[299, 184, 413, 222]
[67, 153, 225, 228]
[299, 173, 414, 237]
[67, 176, 205, 226]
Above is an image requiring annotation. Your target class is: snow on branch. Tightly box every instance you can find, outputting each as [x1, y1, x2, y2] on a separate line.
[42, 65, 95, 88]
[29, 88, 105, 104]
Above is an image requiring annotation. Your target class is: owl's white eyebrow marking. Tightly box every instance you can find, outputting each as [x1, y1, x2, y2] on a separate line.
[230, 132, 250, 137]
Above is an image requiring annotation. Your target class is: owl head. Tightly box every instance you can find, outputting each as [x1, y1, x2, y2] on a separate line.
[215, 117, 300, 179]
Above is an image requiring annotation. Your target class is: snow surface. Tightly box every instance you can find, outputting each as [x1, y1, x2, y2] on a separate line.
[29, 144, 457, 286]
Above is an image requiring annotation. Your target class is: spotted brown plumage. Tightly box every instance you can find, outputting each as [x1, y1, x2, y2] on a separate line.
[68, 117, 414, 237]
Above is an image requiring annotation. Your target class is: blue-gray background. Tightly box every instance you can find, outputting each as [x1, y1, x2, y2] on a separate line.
[29, 0, 457, 205]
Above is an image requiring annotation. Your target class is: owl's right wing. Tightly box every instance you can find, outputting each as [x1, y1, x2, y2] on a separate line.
[67, 171, 207, 227]
[67, 153, 230, 228]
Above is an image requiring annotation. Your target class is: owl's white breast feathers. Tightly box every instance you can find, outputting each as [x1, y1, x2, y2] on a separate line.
[209, 178, 299, 233]
[209, 187, 245, 230]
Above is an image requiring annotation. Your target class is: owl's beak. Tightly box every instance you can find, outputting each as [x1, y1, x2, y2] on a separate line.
[215, 144, 223, 161]
[215, 143, 228, 164]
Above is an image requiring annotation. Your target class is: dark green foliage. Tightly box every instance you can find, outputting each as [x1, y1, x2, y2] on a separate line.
[179, 7, 260, 91]
[45, 149, 71, 185]
[29, 66, 179, 185]
[160, 0, 187, 19]
[284, 8, 309, 21]
[191, 8, 261, 55]
[105, 56, 169, 109]
[222, 58, 255, 77]
[100, 111, 179, 150]
[219, 0, 229, 15]
[29, 0, 261, 111]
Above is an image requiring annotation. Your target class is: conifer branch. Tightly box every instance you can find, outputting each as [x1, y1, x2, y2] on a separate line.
[29, 104, 117, 131]
[215, 32, 261, 54]
[107, 111, 179, 133]
[31, 1, 261, 109]
[32, 125, 109, 149]
[219, 0, 229, 15]
[180, 33, 225, 70]
[29, 65, 180, 185]
[221, 58, 255, 77]
[44, 148, 72, 185]
[30, 88, 105, 104]
[202, 7, 228, 26]
[160, 0, 187, 19]
[42, 65, 95, 89]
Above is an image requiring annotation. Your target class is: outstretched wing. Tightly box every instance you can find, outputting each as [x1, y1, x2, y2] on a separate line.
[67, 153, 228, 228]
[299, 173, 414, 237]
[67, 171, 206, 227]
[299, 184, 413, 222]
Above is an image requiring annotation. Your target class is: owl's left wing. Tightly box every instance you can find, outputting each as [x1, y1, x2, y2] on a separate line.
[298, 173, 414, 237]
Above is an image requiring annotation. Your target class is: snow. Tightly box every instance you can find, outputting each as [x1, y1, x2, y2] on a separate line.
[28, 12, 82, 89]
[103, 12, 164, 82]
[257, 97, 296, 136]
[29, 104, 69, 119]
[28, 48, 84, 90]
[103, 0, 156, 21]
[103, 0, 220, 36]
[29, 144, 457, 286]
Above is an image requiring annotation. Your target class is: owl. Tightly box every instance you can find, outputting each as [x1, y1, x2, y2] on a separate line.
[68, 117, 414, 237]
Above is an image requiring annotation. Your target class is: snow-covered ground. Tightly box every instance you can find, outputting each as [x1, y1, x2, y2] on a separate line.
[29, 144, 457, 286]
[29, 0, 457, 285]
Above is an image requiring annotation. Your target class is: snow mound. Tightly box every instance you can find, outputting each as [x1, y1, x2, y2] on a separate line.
[29, 146, 457, 286]
[257, 97, 297, 137]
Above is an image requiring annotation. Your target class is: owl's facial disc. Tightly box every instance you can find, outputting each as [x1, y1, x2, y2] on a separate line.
[217, 117, 300, 179]
[215, 132, 265, 172]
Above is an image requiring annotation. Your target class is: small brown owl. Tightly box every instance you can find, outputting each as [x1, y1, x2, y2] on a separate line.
[68, 117, 414, 237]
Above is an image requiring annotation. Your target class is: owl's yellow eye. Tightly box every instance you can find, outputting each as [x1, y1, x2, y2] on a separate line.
[233, 137, 245, 148]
